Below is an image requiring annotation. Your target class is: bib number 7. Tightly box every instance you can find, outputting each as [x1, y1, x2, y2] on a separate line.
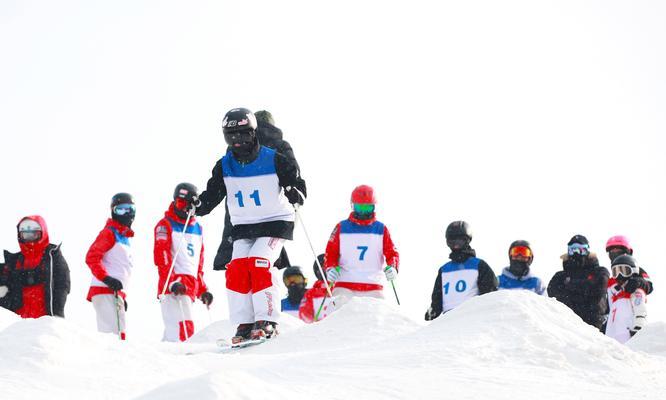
[357, 246, 369, 261]
[234, 190, 262, 207]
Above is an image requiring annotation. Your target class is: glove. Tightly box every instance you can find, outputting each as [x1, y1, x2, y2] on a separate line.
[284, 186, 304, 205]
[200, 291, 214, 306]
[425, 307, 440, 321]
[384, 266, 398, 281]
[0, 286, 8, 298]
[191, 195, 202, 209]
[170, 281, 187, 295]
[326, 266, 341, 284]
[623, 277, 644, 294]
[103, 276, 123, 292]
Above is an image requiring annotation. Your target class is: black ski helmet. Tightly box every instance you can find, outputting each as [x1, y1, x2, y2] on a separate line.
[111, 192, 134, 208]
[445, 221, 472, 241]
[313, 254, 326, 281]
[282, 266, 306, 285]
[223, 107, 257, 134]
[611, 254, 637, 269]
[173, 182, 198, 203]
[110, 192, 135, 227]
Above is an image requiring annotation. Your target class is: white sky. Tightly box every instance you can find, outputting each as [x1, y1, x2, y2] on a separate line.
[1, 0, 665, 337]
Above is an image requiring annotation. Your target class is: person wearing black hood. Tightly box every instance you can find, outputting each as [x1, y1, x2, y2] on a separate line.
[195, 107, 306, 343]
[425, 221, 497, 321]
[213, 110, 296, 272]
[547, 235, 609, 330]
[497, 240, 545, 295]
[280, 266, 307, 317]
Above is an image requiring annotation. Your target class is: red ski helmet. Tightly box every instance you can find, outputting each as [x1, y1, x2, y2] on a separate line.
[606, 235, 633, 254]
[350, 185, 376, 205]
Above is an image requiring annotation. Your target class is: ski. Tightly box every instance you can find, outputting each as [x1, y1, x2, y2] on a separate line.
[216, 337, 267, 352]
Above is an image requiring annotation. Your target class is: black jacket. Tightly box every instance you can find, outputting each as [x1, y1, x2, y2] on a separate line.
[197, 144, 306, 241]
[0, 244, 71, 317]
[547, 253, 609, 330]
[427, 248, 498, 319]
[256, 121, 298, 166]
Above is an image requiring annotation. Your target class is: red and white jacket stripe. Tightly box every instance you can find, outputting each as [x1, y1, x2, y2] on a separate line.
[153, 204, 207, 301]
[324, 213, 399, 292]
[85, 219, 134, 301]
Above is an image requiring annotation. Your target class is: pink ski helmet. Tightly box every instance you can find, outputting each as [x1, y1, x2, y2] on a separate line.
[605, 235, 633, 254]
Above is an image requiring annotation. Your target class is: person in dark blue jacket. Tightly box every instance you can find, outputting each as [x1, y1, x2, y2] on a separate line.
[281, 266, 307, 317]
[497, 240, 545, 295]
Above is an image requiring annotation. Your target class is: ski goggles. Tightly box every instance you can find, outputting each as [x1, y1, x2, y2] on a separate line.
[353, 203, 375, 214]
[18, 230, 42, 242]
[611, 264, 635, 278]
[509, 246, 532, 258]
[567, 243, 590, 256]
[113, 203, 136, 216]
[283, 275, 306, 286]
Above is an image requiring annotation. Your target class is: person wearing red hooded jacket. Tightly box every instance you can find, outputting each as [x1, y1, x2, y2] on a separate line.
[154, 183, 213, 342]
[324, 185, 400, 304]
[299, 254, 336, 323]
[0, 216, 70, 318]
[86, 193, 135, 339]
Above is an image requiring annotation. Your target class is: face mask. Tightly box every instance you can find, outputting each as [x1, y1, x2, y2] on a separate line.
[287, 283, 306, 303]
[509, 259, 530, 277]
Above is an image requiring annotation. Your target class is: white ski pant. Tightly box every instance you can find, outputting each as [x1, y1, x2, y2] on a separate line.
[160, 294, 194, 342]
[332, 287, 384, 307]
[92, 294, 126, 339]
[226, 237, 285, 324]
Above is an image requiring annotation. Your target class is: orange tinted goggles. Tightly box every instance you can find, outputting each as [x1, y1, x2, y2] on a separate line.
[510, 246, 533, 258]
[283, 275, 306, 286]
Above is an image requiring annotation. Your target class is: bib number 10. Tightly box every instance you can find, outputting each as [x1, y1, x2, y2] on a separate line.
[443, 280, 467, 294]
[234, 190, 262, 207]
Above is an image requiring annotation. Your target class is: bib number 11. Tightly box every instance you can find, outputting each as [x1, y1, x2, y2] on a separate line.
[234, 190, 262, 207]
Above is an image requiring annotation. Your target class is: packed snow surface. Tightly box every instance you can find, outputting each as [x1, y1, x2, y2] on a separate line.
[2, 291, 665, 400]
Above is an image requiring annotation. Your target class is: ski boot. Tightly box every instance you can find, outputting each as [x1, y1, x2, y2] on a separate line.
[231, 323, 254, 345]
[250, 320, 278, 340]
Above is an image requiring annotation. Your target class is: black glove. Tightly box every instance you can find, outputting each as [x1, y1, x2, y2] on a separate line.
[200, 291, 214, 306]
[284, 186, 304, 205]
[170, 281, 187, 295]
[425, 307, 440, 321]
[103, 276, 123, 292]
[623, 277, 644, 294]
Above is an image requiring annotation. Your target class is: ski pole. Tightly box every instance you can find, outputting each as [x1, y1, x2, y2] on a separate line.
[389, 280, 400, 305]
[293, 204, 334, 299]
[177, 295, 189, 342]
[159, 207, 195, 299]
[114, 291, 123, 340]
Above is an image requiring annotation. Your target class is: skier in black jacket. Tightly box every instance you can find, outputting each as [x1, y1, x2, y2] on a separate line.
[425, 221, 498, 321]
[196, 107, 306, 342]
[212, 110, 296, 271]
[547, 235, 609, 330]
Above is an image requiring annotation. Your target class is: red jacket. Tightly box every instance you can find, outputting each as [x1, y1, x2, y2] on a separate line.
[298, 280, 333, 323]
[153, 203, 207, 301]
[324, 213, 399, 291]
[15, 216, 53, 318]
[85, 219, 134, 301]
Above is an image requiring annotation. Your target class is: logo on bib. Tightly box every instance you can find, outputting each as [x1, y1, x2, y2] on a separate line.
[255, 259, 270, 268]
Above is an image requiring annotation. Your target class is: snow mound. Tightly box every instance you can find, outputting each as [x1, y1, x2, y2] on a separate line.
[411, 290, 651, 372]
[0, 317, 205, 400]
[627, 322, 666, 357]
[0, 306, 19, 331]
[255, 296, 423, 354]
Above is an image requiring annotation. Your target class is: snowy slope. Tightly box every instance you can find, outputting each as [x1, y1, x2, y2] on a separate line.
[2, 291, 664, 400]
